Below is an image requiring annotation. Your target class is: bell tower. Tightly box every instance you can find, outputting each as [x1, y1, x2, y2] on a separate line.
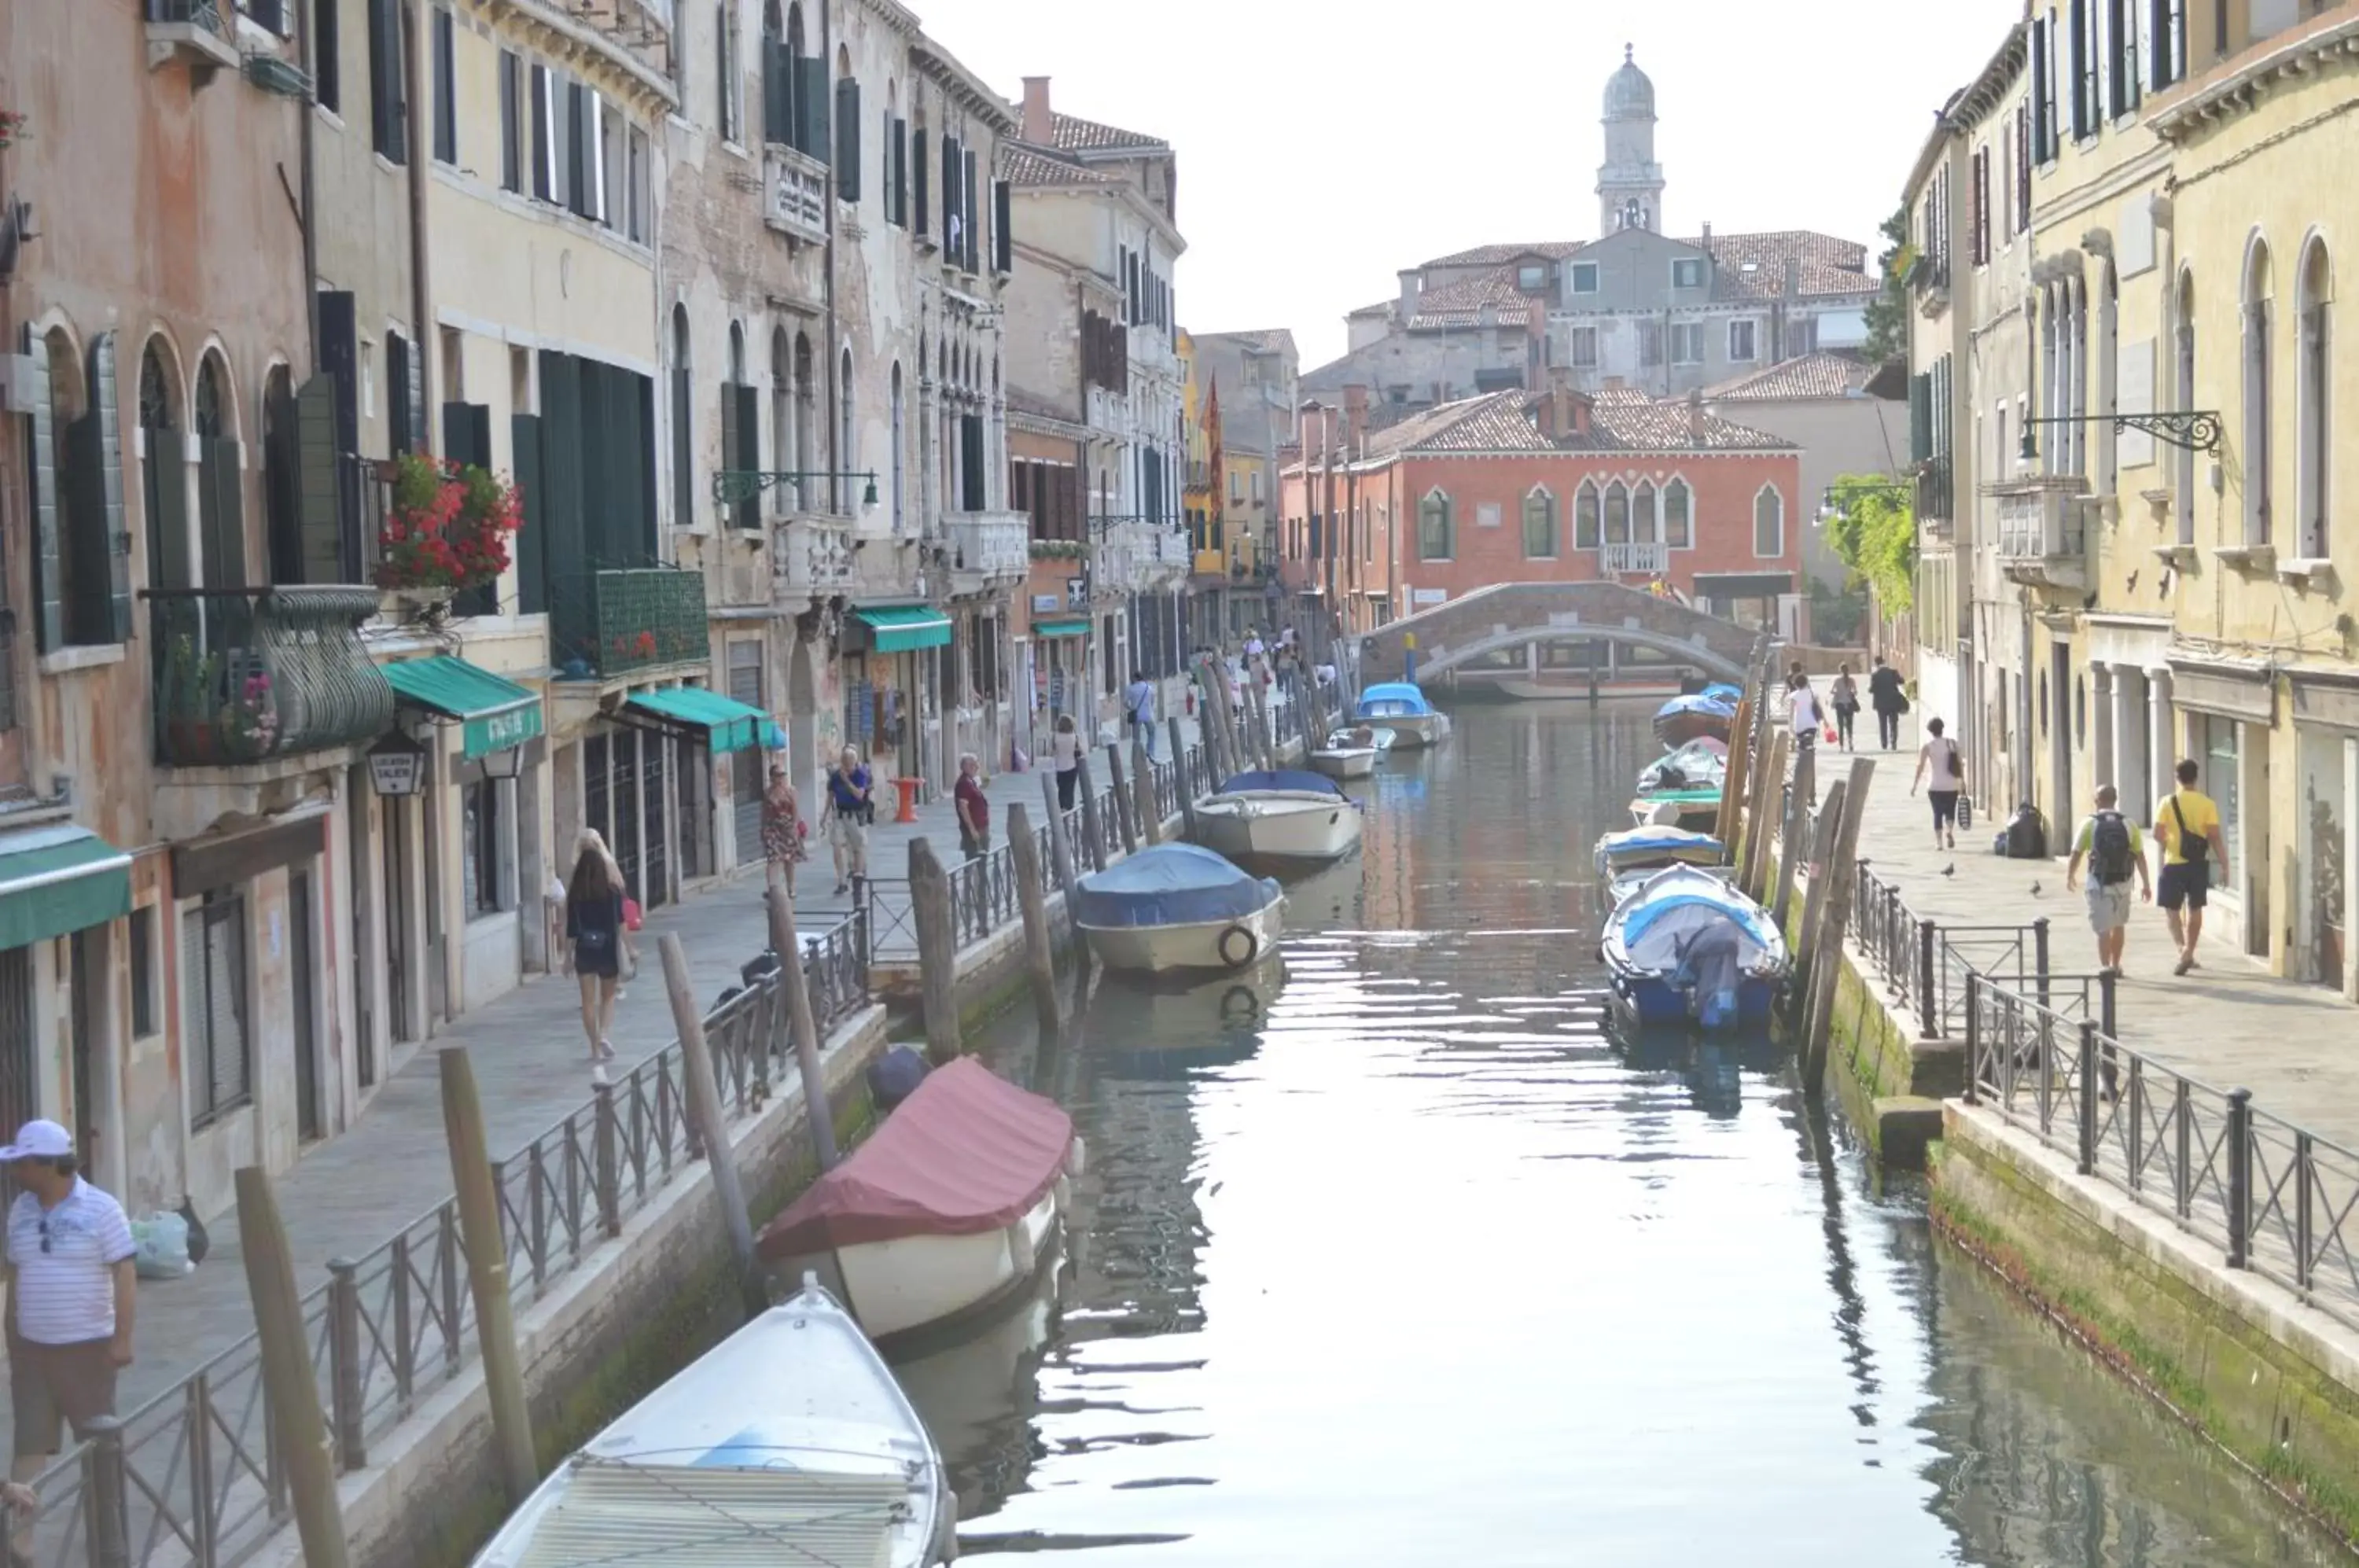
[1597, 45, 1665, 236]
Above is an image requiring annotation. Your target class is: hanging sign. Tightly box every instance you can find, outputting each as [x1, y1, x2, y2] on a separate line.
[367, 734, 429, 796]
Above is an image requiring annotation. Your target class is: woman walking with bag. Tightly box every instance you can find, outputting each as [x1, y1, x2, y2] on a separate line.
[1829, 664, 1861, 752]
[1051, 713, 1083, 812]
[761, 763, 808, 896]
[565, 833, 626, 1072]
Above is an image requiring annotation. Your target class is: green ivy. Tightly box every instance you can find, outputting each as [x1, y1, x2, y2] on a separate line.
[1825, 470, 1916, 617]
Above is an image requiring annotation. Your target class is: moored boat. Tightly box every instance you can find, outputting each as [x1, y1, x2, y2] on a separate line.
[469, 1279, 953, 1567]
[1074, 842, 1285, 975]
[757, 1058, 1080, 1347]
[1194, 768, 1364, 867]
[1354, 682, 1453, 749]
[1636, 738, 1729, 796]
[1310, 727, 1383, 779]
[1653, 693, 1736, 747]
[1602, 864, 1790, 1030]
[1594, 824, 1727, 883]
[1629, 790, 1722, 834]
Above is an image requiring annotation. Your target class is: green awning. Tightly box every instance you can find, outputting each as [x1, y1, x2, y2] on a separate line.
[625, 687, 771, 755]
[0, 826, 131, 951]
[855, 605, 953, 653]
[383, 656, 545, 760]
[1032, 617, 1091, 639]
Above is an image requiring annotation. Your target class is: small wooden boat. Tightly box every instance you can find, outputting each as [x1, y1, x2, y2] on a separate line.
[1310, 727, 1382, 779]
[1075, 842, 1285, 974]
[470, 1279, 954, 1566]
[1698, 682, 1743, 703]
[1629, 788, 1723, 834]
[1594, 824, 1728, 883]
[759, 1057, 1080, 1345]
[1602, 864, 1790, 1030]
[1194, 768, 1364, 867]
[1354, 682, 1452, 749]
[1653, 693, 1736, 748]
[1636, 738, 1729, 797]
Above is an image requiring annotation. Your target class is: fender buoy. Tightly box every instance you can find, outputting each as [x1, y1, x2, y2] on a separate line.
[1217, 922, 1259, 969]
[1220, 984, 1260, 1021]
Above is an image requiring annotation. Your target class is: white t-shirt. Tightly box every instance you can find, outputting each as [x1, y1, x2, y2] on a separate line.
[1920, 737, 1964, 791]
[1051, 730, 1082, 771]
[8, 1178, 137, 1345]
[1787, 686, 1823, 736]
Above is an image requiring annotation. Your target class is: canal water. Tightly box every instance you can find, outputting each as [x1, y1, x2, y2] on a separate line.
[905, 701, 2347, 1566]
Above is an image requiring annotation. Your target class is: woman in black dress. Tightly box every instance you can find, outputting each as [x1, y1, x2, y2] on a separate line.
[566, 833, 625, 1067]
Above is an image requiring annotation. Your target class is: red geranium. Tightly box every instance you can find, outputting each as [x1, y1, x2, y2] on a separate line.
[376, 454, 524, 593]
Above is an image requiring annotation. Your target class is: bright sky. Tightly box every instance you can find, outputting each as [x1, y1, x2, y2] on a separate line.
[920, 0, 2026, 370]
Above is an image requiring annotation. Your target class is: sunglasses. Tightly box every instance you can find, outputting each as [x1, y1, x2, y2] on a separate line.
[36, 1217, 50, 1254]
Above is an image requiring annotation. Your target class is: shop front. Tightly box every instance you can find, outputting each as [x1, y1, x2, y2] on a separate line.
[2289, 669, 2359, 996]
[846, 605, 952, 798]
[1031, 615, 1091, 742]
[0, 824, 134, 1194]
[617, 686, 775, 884]
[2169, 656, 2276, 965]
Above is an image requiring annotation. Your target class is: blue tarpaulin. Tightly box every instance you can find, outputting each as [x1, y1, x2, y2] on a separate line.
[1216, 769, 1349, 800]
[1073, 844, 1281, 929]
[1699, 683, 1743, 701]
[1357, 682, 1437, 719]
[1656, 693, 1737, 721]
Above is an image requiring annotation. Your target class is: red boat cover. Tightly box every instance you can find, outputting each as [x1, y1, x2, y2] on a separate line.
[757, 1057, 1074, 1256]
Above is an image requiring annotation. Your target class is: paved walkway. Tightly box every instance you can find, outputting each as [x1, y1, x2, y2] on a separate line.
[1827, 742, 2359, 1148]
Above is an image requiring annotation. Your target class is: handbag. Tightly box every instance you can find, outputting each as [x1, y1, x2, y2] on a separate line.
[1956, 795, 1974, 830]
[622, 897, 643, 933]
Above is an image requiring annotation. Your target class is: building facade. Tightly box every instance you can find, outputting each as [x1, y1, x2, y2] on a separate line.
[1186, 328, 1297, 587]
[1699, 352, 1908, 596]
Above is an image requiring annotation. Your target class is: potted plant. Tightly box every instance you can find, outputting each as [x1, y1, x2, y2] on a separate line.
[161, 635, 225, 764]
[0, 110, 27, 153]
[376, 453, 524, 617]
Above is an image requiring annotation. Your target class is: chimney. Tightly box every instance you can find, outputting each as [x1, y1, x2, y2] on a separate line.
[1686, 387, 1704, 444]
[1783, 256, 1801, 299]
[1021, 77, 1052, 145]
[1342, 383, 1370, 445]
[1397, 268, 1422, 326]
[1699, 221, 1713, 253]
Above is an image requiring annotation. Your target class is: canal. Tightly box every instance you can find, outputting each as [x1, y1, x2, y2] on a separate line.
[905, 701, 2347, 1566]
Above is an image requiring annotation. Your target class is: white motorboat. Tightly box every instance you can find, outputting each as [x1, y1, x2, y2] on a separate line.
[1309, 727, 1382, 779]
[1074, 842, 1286, 975]
[1353, 682, 1452, 749]
[470, 1279, 953, 1567]
[758, 1057, 1080, 1345]
[1193, 768, 1364, 867]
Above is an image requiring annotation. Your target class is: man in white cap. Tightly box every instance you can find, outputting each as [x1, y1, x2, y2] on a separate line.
[2, 1120, 135, 1482]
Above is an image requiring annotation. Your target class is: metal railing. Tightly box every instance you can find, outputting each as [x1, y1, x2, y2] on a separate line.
[549, 565, 710, 682]
[147, 587, 396, 767]
[8, 916, 867, 1568]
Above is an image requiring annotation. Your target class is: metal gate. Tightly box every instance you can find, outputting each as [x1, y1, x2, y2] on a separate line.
[292, 871, 321, 1140]
[640, 730, 670, 907]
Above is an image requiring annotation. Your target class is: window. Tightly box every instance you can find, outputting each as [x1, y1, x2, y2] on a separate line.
[2243, 240, 2273, 547]
[835, 75, 861, 202]
[2176, 269, 2196, 545]
[464, 776, 506, 918]
[2300, 240, 2332, 560]
[1639, 322, 1663, 366]
[529, 64, 552, 201]
[2031, 7, 2058, 162]
[2015, 102, 2033, 234]
[838, 348, 856, 515]
[1251, 469, 1264, 506]
[1522, 489, 1558, 558]
[1518, 263, 1548, 290]
[128, 906, 157, 1039]
[627, 126, 649, 241]
[1570, 262, 1599, 295]
[2192, 712, 2240, 874]
[432, 7, 456, 164]
[1670, 323, 1705, 365]
[1603, 481, 1630, 544]
[1575, 482, 1601, 549]
[183, 893, 252, 1129]
[1728, 319, 1757, 363]
[1570, 326, 1598, 368]
[1673, 258, 1706, 289]
[716, 3, 738, 142]
[670, 306, 692, 528]
[1970, 145, 1989, 266]
[1754, 485, 1785, 558]
[1228, 470, 1242, 504]
[498, 50, 522, 190]
[1417, 491, 1453, 561]
[368, 0, 407, 163]
[1663, 479, 1692, 547]
[1632, 480, 1658, 543]
[2151, 0, 2186, 93]
[313, 0, 340, 112]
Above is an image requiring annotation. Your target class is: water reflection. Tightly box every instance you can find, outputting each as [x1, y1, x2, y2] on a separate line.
[903, 703, 2345, 1566]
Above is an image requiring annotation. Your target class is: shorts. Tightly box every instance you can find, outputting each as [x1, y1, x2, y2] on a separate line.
[2085, 879, 2134, 934]
[830, 816, 869, 855]
[1928, 790, 1960, 829]
[2158, 859, 2210, 911]
[960, 826, 992, 859]
[10, 1335, 118, 1457]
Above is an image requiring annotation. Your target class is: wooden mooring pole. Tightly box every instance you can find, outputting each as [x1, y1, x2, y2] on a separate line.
[1745, 729, 1789, 902]
[438, 1047, 539, 1506]
[1073, 752, 1108, 873]
[1008, 802, 1064, 1034]
[1104, 742, 1140, 855]
[1802, 758, 1877, 1093]
[1037, 771, 1081, 921]
[1132, 735, 1163, 845]
[1717, 696, 1755, 852]
[1784, 777, 1849, 1032]
[1168, 715, 1200, 841]
[908, 837, 963, 1063]
[1772, 742, 1815, 931]
[236, 1166, 352, 1568]
[766, 878, 840, 1172]
[661, 933, 766, 1318]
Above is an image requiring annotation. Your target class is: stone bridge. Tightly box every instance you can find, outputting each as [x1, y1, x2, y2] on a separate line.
[1356, 583, 1759, 686]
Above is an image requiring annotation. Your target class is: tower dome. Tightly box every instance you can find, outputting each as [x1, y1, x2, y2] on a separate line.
[1603, 44, 1654, 121]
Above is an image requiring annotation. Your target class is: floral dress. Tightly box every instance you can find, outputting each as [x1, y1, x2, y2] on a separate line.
[763, 785, 808, 865]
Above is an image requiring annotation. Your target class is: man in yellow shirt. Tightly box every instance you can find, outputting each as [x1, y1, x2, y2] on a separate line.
[2154, 757, 2230, 976]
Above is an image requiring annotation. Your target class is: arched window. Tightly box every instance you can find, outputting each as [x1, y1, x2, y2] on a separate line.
[2243, 237, 2274, 547]
[138, 341, 174, 433]
[770, 326, 793, 517]
[2096, 261, 2119, 495]
[1417, 489, 1453, 561]
[1522, 488, 1558, 558]
[837, 347, 856, 515]
[1662, 478, 1692, 547]
[1753, 485, 1784, 558]
[193, 354, 227, 440]
[193, 352, 241, 587]
[38, 328, 89, 642]
[2299, 237, 2331, 560]
[2175, 270, 2197, 547]
[1631, 480, 1658, 544]
[1603, 480, 1629, 545]
[1574, 480, 1601, 550]
[762, 1, 786, 145]
[139, 338, 187, 593]
[728, 322, 745, 383]
[671, 304, 693, 528]
[793, 333, 815, 509]
[889, 362, 905, 531]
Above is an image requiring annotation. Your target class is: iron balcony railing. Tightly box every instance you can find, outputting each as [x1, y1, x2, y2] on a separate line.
[147, 587, 395, 767]
[1599, 540, 1671, 578]
[1915, 455, 1953, 525]
[3, 917, 868, 1568]
[550, 565, 710, 682]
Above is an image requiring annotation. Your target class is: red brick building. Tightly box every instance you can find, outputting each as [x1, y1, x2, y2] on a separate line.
[1279, 383, 1807, 651]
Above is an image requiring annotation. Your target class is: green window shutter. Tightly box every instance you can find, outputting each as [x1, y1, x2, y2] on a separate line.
[22, 331, 63, 652]
[913, 129, 929, 238]
[201, 441, 248, 590]
[942, 134, 959, 249]
[148, 430, 193, 594]
[889, 115, 906, 225]
[834, 78, 860, 203]
[294, 375, 346, 587]
[512, 414, 547, 615]
[993, 179, 1011, 274]
[1908, 372, 1934, 462]
[793, 58, 830, 163]
[733, 383, 760, 528]
[961, 149, 978, 272]
[718, 379, 741, 530]
[407, 341, 428, 457]
[89, 334, 131, 642]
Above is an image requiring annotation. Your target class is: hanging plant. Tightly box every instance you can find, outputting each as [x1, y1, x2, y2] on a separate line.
[0, 111, 26, 153]
[377, 453, 524, 593]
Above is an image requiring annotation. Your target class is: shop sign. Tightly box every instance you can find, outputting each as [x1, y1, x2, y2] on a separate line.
[1032, 594, 1058, 613]
[367, 734, 429, 796]
[1412, 587, 1448, 605]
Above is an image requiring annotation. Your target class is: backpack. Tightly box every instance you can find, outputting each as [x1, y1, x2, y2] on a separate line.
[2089, 810, 2134, 886]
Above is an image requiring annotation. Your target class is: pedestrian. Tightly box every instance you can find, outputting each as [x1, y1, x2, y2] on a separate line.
[2066, 783, 2151, 974]
[822, 746, 874, 896]
[1785, 671, 1823, 753]
[565, 833, 625, 1068]
[761, 763, 807, 896]
[2155, 756, 2229, 976]
[1909, 716, 1967, 851]
[1051, 713, 1082, 812]
[4, 1120, 135, 1492]
[1868, 655, 1908, 750]
[1244, 627, 1267, 670]
[1829, 663, 1861, 752]
[1124, 669, 1156, 758]
[954, 752, 992, 861]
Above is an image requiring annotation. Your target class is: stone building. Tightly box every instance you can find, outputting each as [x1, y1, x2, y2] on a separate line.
[1185, 328, 1297, 586]
[1700, 352, 1908, 598]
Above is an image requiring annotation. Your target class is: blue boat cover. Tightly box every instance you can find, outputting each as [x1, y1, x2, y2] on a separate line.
[1357, 682, 1437, 718]
[1597, 826, 1726, 860]
[1699, 683, 1743, 701]
[1218, 768, 1348, 799]
[1074, 843, 1280, 929]
[1656, 693, 1737, 720]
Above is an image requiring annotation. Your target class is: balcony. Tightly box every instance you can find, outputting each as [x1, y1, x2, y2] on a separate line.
[1155, 528, 1193, 571]
[1600, 541, 1671, 578]
[1916, 456, 1954, 528]
[764, 144, 830, 246]
[145, 0, 240, 75]
[149, 587, 395, 767]
[550, 566, 710, 683]
[945, 512, 1028, 594]
[1992, 477, 2091, 591]
[775, 516, 858, 599]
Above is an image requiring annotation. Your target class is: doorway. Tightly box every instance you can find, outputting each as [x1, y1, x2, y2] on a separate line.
[291, 870, 322, 1141]
[2050, 640, 2074, 831]
[380, 796, 414, 1043]
[68, 929, 105, 1171]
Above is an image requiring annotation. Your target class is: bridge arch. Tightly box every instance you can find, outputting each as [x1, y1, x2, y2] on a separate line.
[1387, 624, 1749, 683]
[1356, 581, 1761, 687]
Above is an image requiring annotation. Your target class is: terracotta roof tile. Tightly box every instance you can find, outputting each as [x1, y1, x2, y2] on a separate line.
[1362, 392, 1540, 457]
[1420, 241, 1591, 267]
[1702, 352, 1879, 400]
[1004, 144, 1118, 187]
[1355, 388, 1794, 457]
[1194, 328, 1298, 356]
[1050, 110, 1168, 153]
[1584, 388, 1795, 451]
[1408, 267, 1545, 329]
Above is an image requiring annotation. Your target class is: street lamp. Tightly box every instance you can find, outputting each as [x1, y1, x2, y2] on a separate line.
[2018, 410, 2223, 462]
[710, 469, 882, 515]
[480, 744, 524, 782]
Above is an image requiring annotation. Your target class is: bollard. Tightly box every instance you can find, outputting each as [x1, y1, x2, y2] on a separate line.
[85, 1415, 133, 1568]
[2033, 916, 2052, 1012]
[594, 1079, 622, 1236]
[1104, 743, 1140, 855]
[1008, 803, 1063, 1034]
[2099, 967, 2118, 1039]
[1963, 971, 1981, 1106]
[909, 837, 964, 1062]
[1132, 735, 1162, 845]
[2076, 1019, 2100, 1175]
[328, 1257, 367, 1469]
[1169, 716, 1200, 841]
[1073, 752, 1108, 873]
[2225, 1086, 2253, 1268]
[1917, 919, 1938, 1040]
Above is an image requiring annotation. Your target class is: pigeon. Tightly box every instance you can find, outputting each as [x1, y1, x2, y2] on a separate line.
[2125, 569, 2140, 594]
[1941, 863, 1956, 878]
[2030, 882, 2044, 897]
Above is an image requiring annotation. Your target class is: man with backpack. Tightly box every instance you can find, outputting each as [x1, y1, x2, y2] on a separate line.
[2066, 784, 2151, 974]
[2154, 757, 2231, 976]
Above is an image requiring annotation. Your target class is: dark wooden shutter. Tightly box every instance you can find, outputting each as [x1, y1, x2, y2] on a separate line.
[407, 339, 427, 456]
[889, 116, 906, 225]
[200, 442, 247, 591]
[942, 134, 959, 250]
[993, 179, 1011, 274]
[960, 414, 985, 511]
[263, 374, 303, 587]
[718, 381, 740, 531]
[834, 78, 860, 202]
[313, 0, 340, 112]
[793, 58, 830, 162]
[441, 402, 490, 468]
[89, 334, 131, 641]
[294, 375, 346, 586]
[2030, 16, 2051, 160]
[764, 40, 791, 145]
[566, 82, 590, 217]
[961, 149, 978, 273]
[369, 0, 405, 162]
[733, 384, 760, 529]
[914, 129, 929, 239]
[512, 413, 547, 613]
[499, 52, 520, 190]
[530, 66, 551, 200]
[22, 332, 62, 653]
[148, 431, 193, 594]
[539, 352, 585, 569]
[1909, 373, 1934, 463]
[432, 7, 456, 164]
